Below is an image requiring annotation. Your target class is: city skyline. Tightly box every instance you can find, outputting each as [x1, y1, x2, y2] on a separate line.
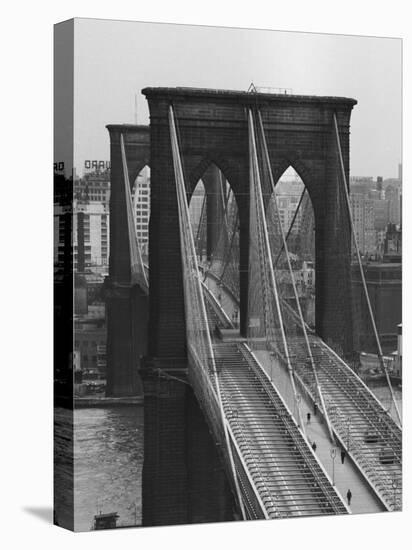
[58, 19, 402, 179]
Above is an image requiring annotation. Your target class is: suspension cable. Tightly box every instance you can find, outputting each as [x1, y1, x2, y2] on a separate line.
[248, 108, 306, 435]
[168, 105, 247, 518]
[256, 110, 335, 442]
[333, 113, 401, 427]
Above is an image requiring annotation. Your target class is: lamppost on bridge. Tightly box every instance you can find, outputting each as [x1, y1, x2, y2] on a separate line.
[295, 393, 301, 427]
[346, 417, 352, 452]
[392, 477, 398, 509]
[330, 447, 337, 486]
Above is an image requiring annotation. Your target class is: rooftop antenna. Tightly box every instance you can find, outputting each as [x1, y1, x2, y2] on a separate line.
[134, 94, 138, 125]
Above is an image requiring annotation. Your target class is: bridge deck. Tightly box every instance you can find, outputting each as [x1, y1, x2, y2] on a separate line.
[286, 336, 402, 510]
[254, 349, 385, 514]
[203, 271, 401, 512]
[199, 282, 348, 517]
[212, 342, 348, 518]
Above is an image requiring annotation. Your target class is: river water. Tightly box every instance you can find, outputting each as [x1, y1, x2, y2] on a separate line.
[73, 406, 144, 531]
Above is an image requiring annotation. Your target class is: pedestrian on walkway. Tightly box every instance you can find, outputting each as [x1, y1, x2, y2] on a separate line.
[341, 449, 346, 464]
[313, 402, 318, 416]
[312, 441, 317, 452]
[307, 412, 311, 424]
[347, 489, 352, 506]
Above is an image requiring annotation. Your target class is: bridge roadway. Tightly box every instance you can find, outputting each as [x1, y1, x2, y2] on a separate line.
[201, 283, 348, 518]
[203, 271, 399, 513]
[286, 336, 401, 510]
[254, 349, 385, 515]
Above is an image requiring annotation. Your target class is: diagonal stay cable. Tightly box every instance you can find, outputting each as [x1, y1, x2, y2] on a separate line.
[256, 109, 335, 443]
[248, 108, 306, 437]
[168, 104, 248, 519]
[120, 134, 149, 290]
[333, 113, 401, 427]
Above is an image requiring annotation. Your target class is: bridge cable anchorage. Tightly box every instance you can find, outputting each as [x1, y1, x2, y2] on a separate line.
[168, 104, 248, 520]
[255, 109, 335, 444]
[247, 108, 306, 437]
[332, 114, 401, 428]
[120, 134, 149, 290]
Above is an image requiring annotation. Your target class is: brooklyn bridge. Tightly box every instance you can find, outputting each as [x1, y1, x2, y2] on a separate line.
[104, 87, 401, 525]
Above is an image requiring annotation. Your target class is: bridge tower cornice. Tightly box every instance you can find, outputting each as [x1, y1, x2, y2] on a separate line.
[142, 86, 357, 105]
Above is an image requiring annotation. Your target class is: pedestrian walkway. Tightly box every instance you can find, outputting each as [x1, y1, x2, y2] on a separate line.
[203, 275, 386, 515]
[254, 349, 385, 515]
[204, 275, 237, 323]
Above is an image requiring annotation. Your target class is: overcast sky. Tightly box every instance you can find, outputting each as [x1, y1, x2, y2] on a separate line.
[71, 18, 401, 179]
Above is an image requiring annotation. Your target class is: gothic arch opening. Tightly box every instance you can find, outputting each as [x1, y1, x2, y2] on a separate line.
[189, 163, 240, 326]
[268, 166, 316, 328]
[189, 179, 207, 260]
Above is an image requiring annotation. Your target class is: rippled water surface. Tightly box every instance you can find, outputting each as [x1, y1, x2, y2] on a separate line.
[74, 406, 144, 531]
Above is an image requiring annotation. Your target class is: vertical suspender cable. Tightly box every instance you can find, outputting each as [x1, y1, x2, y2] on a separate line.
[168, 105, 247, 519]
[333, 113, 401, 427]
[256, 110, 335, 442]
[248, 108, 306, 435]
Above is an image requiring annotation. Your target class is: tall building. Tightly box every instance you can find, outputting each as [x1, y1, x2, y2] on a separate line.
[385, 185, 401, 225]
[348, 171, 402, 258]
[373, 199, 390, 231]
[73, 201, 110, 273]
[350, 193, 375, 255]
[66, 167, 112, 275]
[75, 167, 110, 206]
[132, 166, 151, 258]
